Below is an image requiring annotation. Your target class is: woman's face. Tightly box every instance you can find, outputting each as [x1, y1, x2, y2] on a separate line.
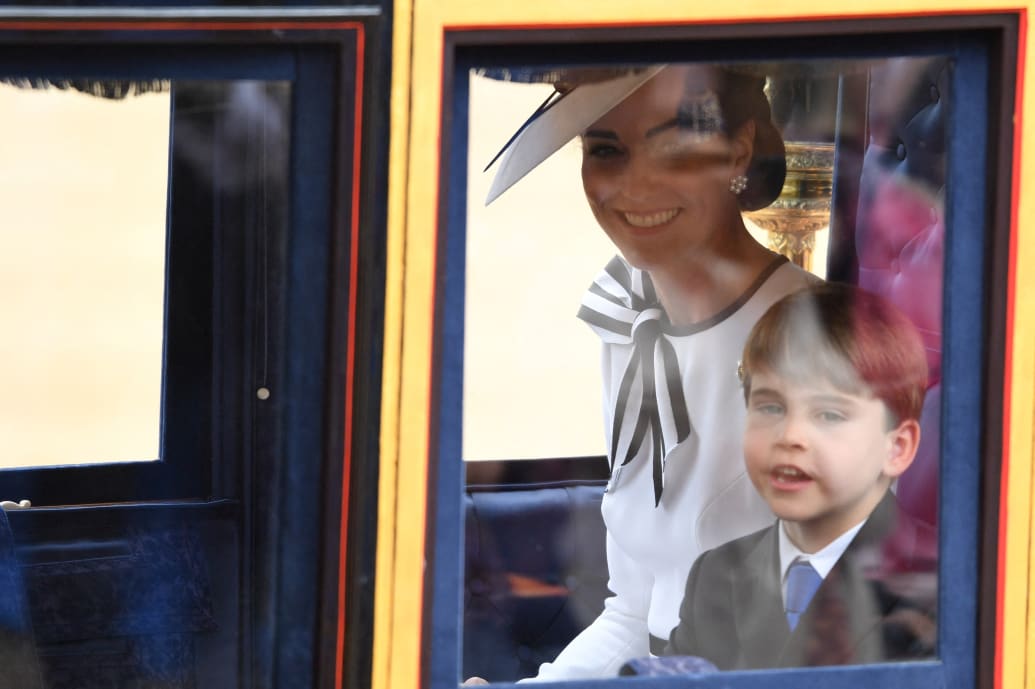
[580, 65, 752, 271]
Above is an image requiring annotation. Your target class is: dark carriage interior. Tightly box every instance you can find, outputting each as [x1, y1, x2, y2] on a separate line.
[3, 503, 234, 689]
[461, 56, 948, 682]
[0, 25, 387, 687]
[0, 78, 302, 689]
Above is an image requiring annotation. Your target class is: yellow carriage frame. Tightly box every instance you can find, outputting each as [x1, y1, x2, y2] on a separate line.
[374, 3, 1035, 688]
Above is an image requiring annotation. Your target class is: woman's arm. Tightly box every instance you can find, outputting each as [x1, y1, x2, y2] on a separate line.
[524, 532, 653, 681]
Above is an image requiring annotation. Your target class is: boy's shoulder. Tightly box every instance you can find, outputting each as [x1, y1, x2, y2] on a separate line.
[858, 492, 938, 576]
[714, 521, 775, 553]
[694, 521, 778, 575]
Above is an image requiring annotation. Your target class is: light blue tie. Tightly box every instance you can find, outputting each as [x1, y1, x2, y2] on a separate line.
[785, 560, 822, 631]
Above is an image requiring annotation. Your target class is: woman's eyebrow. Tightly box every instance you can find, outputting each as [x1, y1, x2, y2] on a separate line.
[583, 129, 618, 140]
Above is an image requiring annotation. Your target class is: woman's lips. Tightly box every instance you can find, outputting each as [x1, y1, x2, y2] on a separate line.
[770, 464, 814, 491]
[620, 208, 680, 228]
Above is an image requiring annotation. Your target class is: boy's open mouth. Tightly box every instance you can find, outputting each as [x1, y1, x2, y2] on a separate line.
[770, 464, 813, 490]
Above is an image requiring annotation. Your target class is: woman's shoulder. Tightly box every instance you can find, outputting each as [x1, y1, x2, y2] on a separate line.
[752, 258, 821, 302]
[720, 256, 813, 316]
[701, 258, 819, 335]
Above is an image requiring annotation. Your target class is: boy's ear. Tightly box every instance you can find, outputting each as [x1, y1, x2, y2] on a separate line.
[883, 418, 921, 479]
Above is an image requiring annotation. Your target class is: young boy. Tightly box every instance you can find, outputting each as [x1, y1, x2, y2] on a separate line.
[664, 282, 937, 670]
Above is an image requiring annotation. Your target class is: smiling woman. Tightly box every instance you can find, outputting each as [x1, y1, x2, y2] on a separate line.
[576, 65, 786, 327]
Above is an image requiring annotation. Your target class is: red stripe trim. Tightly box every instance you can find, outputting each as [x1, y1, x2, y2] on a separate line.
[335, 25, 366, 689]
[996, 9, 1026, 689]
[0, 20, 363, 31]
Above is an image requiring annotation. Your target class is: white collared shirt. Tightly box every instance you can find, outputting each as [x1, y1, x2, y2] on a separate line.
[778, 518, 867, 606]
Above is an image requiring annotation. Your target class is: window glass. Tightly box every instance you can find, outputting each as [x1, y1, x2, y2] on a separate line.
[463, 75, 612, 461]
[461, 56, 946, 683]
[0, 81, 168, 467]
[0, 78, 292, 475]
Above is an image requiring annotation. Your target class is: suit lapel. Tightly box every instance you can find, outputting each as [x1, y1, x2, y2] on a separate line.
[731, 523, 790, 668]
[779, 493, 899, 666]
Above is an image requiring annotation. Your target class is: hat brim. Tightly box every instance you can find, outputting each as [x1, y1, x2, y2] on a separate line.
[485, 65, 666, 204]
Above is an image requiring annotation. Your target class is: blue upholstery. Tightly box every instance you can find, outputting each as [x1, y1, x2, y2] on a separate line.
[463, 482, 610, 682]
[21, 525, 216, 689]
[6, 504, 230, 689]
[0, 507, 44, 689]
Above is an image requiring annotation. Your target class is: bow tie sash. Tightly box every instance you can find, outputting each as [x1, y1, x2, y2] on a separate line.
[577, 257, 693, 505]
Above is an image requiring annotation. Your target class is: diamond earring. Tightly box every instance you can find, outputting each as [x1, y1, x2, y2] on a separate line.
[729, 174, 748, 195]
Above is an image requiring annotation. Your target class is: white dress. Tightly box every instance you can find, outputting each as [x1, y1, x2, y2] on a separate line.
[529, 256, 813, 681]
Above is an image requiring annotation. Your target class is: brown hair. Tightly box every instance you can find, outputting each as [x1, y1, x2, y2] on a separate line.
[740, 283, 929, 425]
[711, 67, 786, 211]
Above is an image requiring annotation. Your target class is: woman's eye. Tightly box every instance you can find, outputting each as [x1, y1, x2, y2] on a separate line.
[584, 142, 624, 159]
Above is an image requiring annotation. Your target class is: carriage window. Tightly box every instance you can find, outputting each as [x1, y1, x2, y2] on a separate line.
[458, 54, 963, 684]
[0, 74, 292, 502]
[0, 81, 168, 468]
[0, 78, 290, 474]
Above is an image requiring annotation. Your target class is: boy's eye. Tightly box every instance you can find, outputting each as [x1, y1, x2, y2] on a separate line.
[753, 403, 784, 416]
[816, 410, 847, 423]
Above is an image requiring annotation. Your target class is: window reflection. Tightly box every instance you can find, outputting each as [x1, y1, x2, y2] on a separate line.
[462, 57, 944, 682]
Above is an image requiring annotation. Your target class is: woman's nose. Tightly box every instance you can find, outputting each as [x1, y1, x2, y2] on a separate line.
[618, 152, 660, 201]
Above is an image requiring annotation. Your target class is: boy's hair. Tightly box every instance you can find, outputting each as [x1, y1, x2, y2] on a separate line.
[740, 283, 929, 425]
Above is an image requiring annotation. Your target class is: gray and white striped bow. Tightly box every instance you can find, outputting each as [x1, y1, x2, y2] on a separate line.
[577, 256, 692, 506]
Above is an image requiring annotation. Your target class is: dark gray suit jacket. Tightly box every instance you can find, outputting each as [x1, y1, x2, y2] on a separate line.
[665, 492, 937, 670]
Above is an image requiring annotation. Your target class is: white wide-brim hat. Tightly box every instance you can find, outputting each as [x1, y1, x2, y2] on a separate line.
[484, 65, 666, 204]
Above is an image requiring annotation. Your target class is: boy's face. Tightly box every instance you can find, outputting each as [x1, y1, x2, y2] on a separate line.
[742, 368, 919, 553]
